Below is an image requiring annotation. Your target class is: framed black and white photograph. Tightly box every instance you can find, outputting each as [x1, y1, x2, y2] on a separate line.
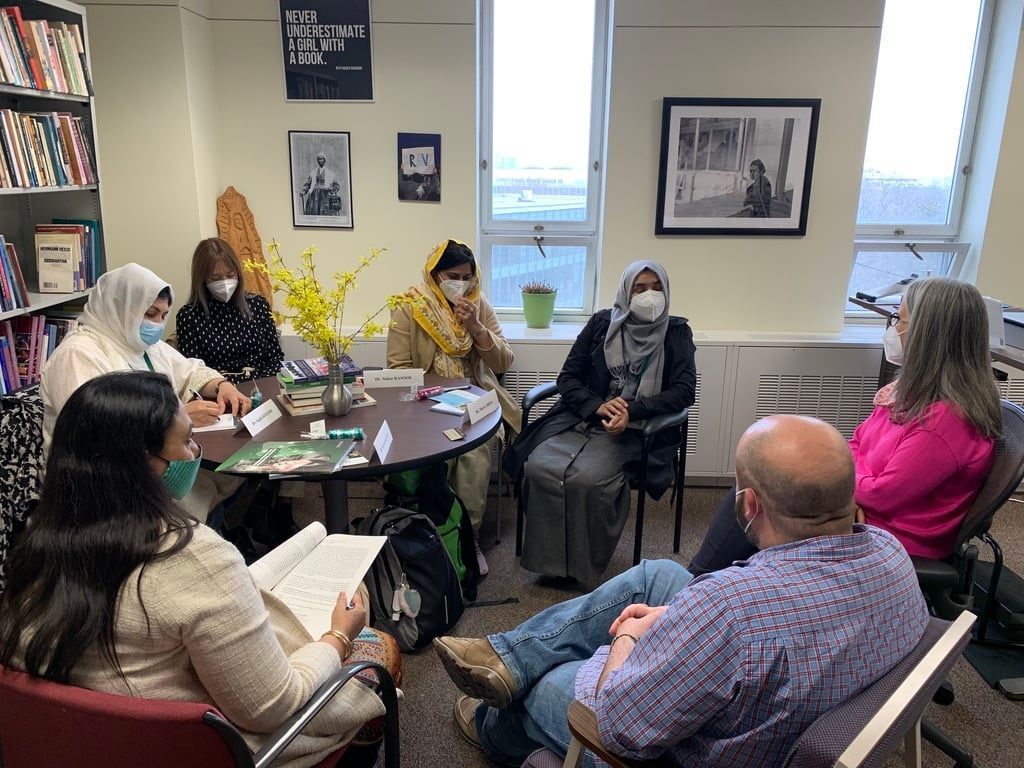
[289, 130, 353, 228]
[655, 98, 820, 236]
[397, 132, 441, 202]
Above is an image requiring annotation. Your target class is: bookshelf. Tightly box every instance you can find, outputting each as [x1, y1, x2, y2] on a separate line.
[0, 0, 103, 392]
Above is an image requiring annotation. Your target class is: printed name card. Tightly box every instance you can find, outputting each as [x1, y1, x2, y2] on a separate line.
[467, 389, 499, 425]
[373, 420, 394, 463]
[240, 399, 282, 437]
[363, 368, 425, 388]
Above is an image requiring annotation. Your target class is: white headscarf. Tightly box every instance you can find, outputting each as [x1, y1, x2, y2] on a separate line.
[603, 261, 670, 401]
[81, 263, 173, 355]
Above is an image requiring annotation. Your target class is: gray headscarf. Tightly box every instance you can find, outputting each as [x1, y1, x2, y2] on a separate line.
[603, 261, 670, 401]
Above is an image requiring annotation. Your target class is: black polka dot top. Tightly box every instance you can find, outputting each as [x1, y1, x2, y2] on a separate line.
[176, 292, 284, 382]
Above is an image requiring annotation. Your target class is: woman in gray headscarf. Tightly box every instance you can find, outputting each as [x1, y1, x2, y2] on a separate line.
[504, 262, 696, 583]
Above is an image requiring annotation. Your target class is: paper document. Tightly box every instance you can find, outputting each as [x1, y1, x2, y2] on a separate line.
[192, 414, 238, 432]
[249, 522, 386, 638]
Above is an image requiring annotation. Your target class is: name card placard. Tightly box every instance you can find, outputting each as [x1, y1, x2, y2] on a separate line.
[372, 420, 394, 463]
[240, 399, 283, 437]
[363, 368, 425, 388]
[467, 389, 499, 425]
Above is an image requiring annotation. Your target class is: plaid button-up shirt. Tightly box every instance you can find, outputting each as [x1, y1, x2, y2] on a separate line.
[576, 525, 929, 766]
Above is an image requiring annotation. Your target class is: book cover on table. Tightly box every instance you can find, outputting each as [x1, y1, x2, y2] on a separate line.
[214, 439, 355, 475]
[248, 521, 386, 638]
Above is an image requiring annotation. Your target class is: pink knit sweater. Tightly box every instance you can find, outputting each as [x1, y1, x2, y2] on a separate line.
[849, 401, 995, 559]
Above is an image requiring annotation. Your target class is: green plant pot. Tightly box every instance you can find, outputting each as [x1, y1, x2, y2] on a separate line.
[522, 291, 557, 329]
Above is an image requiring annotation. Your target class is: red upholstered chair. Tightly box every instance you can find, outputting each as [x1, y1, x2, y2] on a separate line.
[0, 661, 399, 768]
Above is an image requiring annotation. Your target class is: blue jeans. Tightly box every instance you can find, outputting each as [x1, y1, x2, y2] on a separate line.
[475, 559, 694, 765]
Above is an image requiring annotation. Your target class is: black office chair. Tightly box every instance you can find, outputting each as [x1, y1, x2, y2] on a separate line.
[908, 399, 1024, 768]
[513, 381, 689, 566]
[913, 400, 1024, 635]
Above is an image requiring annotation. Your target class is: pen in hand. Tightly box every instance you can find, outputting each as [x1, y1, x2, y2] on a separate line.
[189, 388, 203, 402]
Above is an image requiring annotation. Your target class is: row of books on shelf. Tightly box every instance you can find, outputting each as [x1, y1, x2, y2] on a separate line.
[0, 108, 97, 188]
[0, 312, 76, 394]
[0, 234, 28, 312]
[35, 219, 101, 292]
[0, 7, 93, 97]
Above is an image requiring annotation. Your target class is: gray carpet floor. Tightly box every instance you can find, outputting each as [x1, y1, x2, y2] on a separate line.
[296, 482, 1024, 768]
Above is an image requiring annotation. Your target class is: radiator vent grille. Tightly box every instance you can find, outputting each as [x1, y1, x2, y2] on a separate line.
[997, 379, 1024, 408]
[754, 375, 876, 438]
[504, 371, 702, 458]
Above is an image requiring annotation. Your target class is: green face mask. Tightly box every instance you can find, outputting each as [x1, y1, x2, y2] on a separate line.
[158, 447, 202, 500]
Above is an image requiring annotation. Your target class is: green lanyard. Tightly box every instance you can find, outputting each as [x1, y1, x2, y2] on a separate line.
[143, 353, 155, 372]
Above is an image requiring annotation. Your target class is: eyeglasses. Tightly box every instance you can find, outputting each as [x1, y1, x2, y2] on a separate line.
[886, 311, 908, 329]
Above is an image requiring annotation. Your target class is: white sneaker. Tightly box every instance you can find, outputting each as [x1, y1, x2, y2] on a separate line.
[474, 538, 489, 576]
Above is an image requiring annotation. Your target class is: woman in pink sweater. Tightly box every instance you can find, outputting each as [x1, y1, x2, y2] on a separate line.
[691, 277, 1001, 571]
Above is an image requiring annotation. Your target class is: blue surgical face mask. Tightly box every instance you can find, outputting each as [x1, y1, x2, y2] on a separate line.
[139, 320, 166, 347]
[158, 446, 202, 500]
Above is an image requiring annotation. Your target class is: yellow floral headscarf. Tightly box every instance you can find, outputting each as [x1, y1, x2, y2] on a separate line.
[410, 239, 481, 378]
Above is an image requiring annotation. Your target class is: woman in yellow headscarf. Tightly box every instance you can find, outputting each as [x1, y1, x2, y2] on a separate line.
[387, 239, 521, 575]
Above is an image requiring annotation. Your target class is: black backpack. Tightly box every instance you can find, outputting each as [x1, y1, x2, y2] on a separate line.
[383, 463, 481, 600]
[353, 505, 465, 651]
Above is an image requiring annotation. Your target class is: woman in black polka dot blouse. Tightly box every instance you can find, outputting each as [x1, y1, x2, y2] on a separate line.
[176, 238, 284, 383]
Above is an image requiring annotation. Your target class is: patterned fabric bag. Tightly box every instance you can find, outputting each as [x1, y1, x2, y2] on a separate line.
[0, 385, 44, 591]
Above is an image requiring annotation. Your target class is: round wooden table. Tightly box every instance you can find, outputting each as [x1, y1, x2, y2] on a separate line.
[194, 375, 502, 533]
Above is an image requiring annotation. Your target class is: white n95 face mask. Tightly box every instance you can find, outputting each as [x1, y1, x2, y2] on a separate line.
[882, 325, 904, 366]
[629, 290, 666, 323]
[439, 279, 469, 303]
[207, 278, 238, 303]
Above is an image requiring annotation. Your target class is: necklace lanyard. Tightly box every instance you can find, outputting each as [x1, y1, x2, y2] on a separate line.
[143, 353, 156, 372]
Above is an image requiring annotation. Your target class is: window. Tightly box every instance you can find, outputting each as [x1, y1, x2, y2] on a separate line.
[479, 0, 611, 315]
[848, 0, 990, 307]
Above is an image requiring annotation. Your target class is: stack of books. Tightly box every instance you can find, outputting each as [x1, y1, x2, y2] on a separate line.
[0, 8, 94, 96]
[0, 109, 98, 189]
[276, 355, 375, 416]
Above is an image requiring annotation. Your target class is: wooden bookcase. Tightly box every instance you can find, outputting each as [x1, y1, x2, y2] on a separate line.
[0, 0, 104, 324]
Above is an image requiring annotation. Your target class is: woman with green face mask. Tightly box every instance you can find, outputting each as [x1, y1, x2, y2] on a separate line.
[0, 371, 399, 766]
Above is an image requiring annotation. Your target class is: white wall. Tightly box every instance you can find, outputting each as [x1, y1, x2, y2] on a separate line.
[603, 2, 882, 332]
[80, 0, 1024, 334]
[81, 0, 204, 312]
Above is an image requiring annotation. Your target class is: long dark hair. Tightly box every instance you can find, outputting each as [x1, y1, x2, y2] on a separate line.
[893, 277, 1001, 438]
[187, 237, 251, 318]
[0, 371, 194, 684]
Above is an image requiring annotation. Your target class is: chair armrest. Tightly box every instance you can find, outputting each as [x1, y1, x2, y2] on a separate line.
[911, 556, 960, 590]
[641, 407, 689, 452]
[253, 661, 400, 768]
[521, 380, 559, 428]
[566, 700, 648, 768]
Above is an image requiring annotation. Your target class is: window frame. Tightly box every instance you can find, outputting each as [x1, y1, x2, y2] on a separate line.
[855, 0, 993, 239]
[477, 0, 613, 318]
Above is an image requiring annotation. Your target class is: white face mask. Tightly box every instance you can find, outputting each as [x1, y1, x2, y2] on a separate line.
[439, 279, 469, 303]
[629, 290, 666, 323]
[882, 325, 904, 366]
[207, 278, 238, 303]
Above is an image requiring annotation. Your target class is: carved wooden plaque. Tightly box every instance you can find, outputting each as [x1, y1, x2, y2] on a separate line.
[216, 186, 274, 312]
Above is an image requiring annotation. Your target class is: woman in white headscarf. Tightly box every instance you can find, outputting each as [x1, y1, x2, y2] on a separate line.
[40, 263, 252, 522]
[505, 262, 696, 583]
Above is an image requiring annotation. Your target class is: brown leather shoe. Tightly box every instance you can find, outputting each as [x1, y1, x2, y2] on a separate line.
[433, 636, 516, 709]
[453, 694, 483, 749]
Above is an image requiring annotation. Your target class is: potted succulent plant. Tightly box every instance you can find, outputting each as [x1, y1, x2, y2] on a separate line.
[521, 281, 558, 329]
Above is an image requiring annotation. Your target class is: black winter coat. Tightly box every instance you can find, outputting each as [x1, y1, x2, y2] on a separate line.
[504, 310, 697, 499]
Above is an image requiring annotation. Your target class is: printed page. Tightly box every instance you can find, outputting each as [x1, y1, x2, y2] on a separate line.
[270, 534, 387, 638]
[248, 521, 326, 591]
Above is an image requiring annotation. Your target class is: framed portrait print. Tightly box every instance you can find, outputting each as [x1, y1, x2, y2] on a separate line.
[397, 132, 441, 202]
[289, 130, 354, 228]
[655, 98, 820, 236]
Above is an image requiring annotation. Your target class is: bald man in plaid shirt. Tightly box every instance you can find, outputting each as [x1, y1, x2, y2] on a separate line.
[434, 415, 929, 767]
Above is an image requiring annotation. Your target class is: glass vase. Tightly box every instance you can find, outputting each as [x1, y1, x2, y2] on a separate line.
[322, 362, 353, 417]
